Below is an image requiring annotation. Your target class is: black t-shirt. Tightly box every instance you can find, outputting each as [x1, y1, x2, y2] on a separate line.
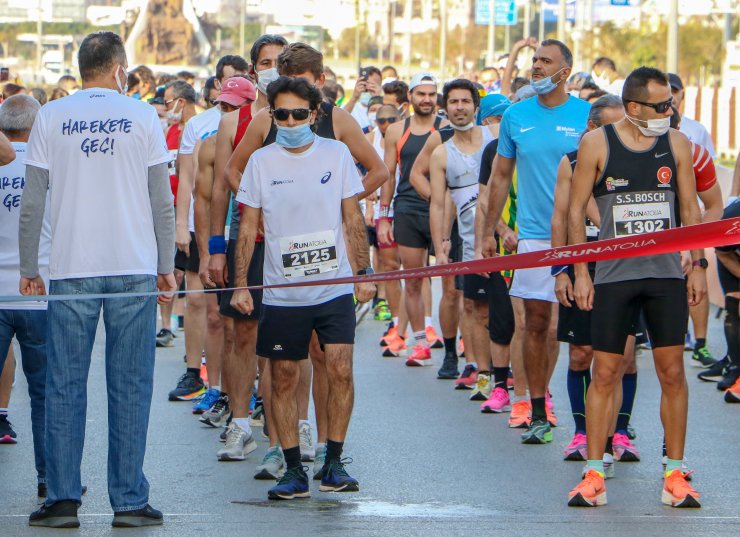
[717, 199, 740, 255]
[478, 139, 499, 186]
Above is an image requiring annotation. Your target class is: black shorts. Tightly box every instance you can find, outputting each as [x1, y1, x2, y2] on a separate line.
[367, 225, 378, 248]
[394, 212, 431, 249]
[449, 221, 462, 263]
[718, 259, 740, 295]
[487, 271, 515, 345]
[257, 294, 355, 360]
[591, 278, 688, 354]
[174, 248, 188, 272]
[185, 232, 200, 273]
[219, 239, 264, 320]
[557, 269, 595, 346]
[463, 273, 488, 301]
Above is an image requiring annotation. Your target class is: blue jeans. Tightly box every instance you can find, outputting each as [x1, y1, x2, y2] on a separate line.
[45, 275, 157, 511]
[0, 308, 47, 484]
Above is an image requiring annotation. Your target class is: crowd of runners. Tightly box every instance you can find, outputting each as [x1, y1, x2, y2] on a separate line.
[1, 29, 740, 528]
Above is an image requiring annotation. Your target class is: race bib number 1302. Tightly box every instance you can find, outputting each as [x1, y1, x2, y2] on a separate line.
[279, 230, 338, 278]
[613, 201, 671, 237]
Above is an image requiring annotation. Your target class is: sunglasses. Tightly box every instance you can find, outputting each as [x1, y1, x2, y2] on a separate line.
[272, 108, 311, 121]
[376, 117, 397, 125]
[626, 97, 673, 114]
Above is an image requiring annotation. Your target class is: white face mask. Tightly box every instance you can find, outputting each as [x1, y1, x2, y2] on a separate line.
[626, 115, 670, 137]
[591, 70, 611, 89]
[115, 65, 128, 95]
[166, 100, 182, 123]
[257, 67, 279, 94]
[368, 112, 377, 123]
[359, 92, 372, 107]
[451, 121, 475, 131]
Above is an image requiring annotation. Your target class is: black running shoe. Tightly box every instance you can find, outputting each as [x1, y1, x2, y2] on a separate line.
[691, 346, 717, 368]
[437, 352, 459, 379]
[320, 458, 359, 492]
[697, 356, 728, 382]
[718, 365, 740, 391]
[112, 504, 163, 527]
[167, 371, 205, 401]
[29, 501, 80, 528]
[155, 328, 175, 348]
[0, 414, 17, 444]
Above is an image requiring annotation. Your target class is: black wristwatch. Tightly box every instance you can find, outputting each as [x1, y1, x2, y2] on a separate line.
[692, 258, 708, 269]
[356, 267, 374, 276]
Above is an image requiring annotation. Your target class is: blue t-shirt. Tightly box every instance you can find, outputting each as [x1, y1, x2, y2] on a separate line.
[497, 95, 590, 240]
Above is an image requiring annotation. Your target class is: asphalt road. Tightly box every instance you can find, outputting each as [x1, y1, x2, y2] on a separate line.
[2, 301, 740, 536]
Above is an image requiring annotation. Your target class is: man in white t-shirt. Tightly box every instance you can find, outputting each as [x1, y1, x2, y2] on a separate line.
[230, 76, 374, 501]
[19, 31, 175, 528]
[668, 73, 717, 160]
[0, 95, 51, 495]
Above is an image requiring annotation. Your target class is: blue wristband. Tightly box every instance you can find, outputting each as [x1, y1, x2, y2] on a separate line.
[551, 265, 569, 277]
[208, 235, 227, 255]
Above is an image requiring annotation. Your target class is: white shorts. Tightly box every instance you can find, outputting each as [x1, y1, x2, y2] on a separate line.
[510, 239, 557, 303]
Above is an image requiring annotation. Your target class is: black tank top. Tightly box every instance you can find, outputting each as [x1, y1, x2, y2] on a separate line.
[592, 124, 683, 284]
[393, 116, 442, 216]
[264, 101, 335, 146]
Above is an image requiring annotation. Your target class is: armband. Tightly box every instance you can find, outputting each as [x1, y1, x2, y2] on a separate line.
[551, 265, 569, 277]
[208, 235, 227, 255]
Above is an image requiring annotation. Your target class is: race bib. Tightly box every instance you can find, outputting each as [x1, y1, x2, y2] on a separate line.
[279, 230, 338, 278]
[613, 202, 671, 237]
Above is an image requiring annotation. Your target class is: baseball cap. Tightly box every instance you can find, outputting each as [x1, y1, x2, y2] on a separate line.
[409, 73, 437, 91]
[478, 93, 511, 124]
[214, 77, 256, 106]
[667, 73, 683, 91]
[148, 86, 165, 105]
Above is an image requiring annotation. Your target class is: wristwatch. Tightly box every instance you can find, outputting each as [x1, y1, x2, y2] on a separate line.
[356, 267, 374, 276]
[692, 258, 708, 269]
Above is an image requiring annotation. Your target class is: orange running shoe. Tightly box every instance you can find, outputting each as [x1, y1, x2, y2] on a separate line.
[508, 400, 532, 428]
[200, 359, 208, 386]
[382, 334, 407, 357]
[458, 338, 465, 356]
[725, 376, 740, 403]
[425, 326, 444, 349]
[405, 344, 432, 366]
[662, 470, 701, 508]
[568, 469, 607, 507]
[379, 325, 398, 347]
[546, 406, 558, 427]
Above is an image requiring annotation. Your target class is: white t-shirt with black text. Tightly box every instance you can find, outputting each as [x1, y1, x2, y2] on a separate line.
[0, 142, 51, 309]
[25, 88, 171, 279]
[236, 136, 364, 307]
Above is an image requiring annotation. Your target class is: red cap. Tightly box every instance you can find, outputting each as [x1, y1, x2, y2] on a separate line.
[214, 77, 256, 106]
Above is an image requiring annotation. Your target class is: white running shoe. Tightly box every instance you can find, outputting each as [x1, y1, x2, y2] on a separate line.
[217, 423, 257, 461]
[299, 422, 316, 461]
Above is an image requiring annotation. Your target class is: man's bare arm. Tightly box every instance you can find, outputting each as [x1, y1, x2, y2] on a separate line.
[409, 131, 442, 202]
[334, 108, 388, 199]
[428, 145, 448, 261]
[210, 112, 238, 238]
[698, 182, 723, 223]
[671, 131, 703, 259]
[380, 122, 402, 207]
[194, 136, 215, 270]
[342, 196, 371, 272]
[568, 132, 602, 273]
[175, 151, 194, 254]
[551, 156, 572, 249]
[234, 206, 261, 287]
[224, 108, 271, 194]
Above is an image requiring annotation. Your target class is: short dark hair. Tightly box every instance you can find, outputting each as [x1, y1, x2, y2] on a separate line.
[177, 70, 195, 81]
[57, 74, 77, 88]
[510, 77, 529, 93]
[132, 65, 155, 88]
[267, 76, 323, 115]
[2, 83, 25, 100]
[622, 66, 669, 104]
[322, 79, 340, 103]
[586, 89, 609, 101]
[216, 55, 248, 80]
[382, 80, 409, 104]
[30, 87, 47, 106]
[368, 96, 384, 107]
[249, 34, 288, 67]
[166, 80, 196, 103]
[126, 72, 140, 90]
[157, 73, 176, 86]
[580, 82, 600, 92]
[442, 78, 480, 109]
[540, 39, 573, 67]
[593, 56, 617, 72]
[362, 66, 382, 80]
[278, 43, 323, 80]
[588, 94, 624, 126]
[381, 65, 398, 77]
[77, 31, 126, 81]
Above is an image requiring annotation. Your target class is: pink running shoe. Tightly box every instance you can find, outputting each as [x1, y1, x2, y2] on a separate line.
[546, 391, 554, 411]
[613, 432, 640, 462]
[481, 387, 511, 413]
[405, 344, 431, 367]
[563, 432, 588, 461]
[455, 364, 478, 389]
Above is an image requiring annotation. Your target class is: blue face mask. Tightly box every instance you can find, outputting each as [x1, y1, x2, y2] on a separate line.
[530, 68, 565, 96]
[275, 123, 315, 148]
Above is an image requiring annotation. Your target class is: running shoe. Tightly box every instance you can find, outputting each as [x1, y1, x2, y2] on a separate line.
[662, 470, 701, 508]
[250, 398, 265, 428]
[724, 376, 740, 403]
[155, 328, 175, 348]
[111, 504, 163, 528]
[373, 300, 392, 321]
[299, 422, 315, 461]
[718, 365, 740, 391]
[313, 444, 327, 481]
[217, 422, 257, 461]
[437, 352, 459, 379]
[0, 415, 17, 444]
[568, 469, 607, 507]
[268, 466, 310, 500]
[613, 432, 640, 461]
[481, 386, 511, 413]
[29, 500, 80, 528]
[199, 395, 231, 427]
[454, 364, 478, 390]
[382, 334, 407, 357]
[662, 457, 693, 480]
[192, 388, 220, 415]
[697, 356, 728, 382]
[320, 458, 360, 492]
[167, 371, 206, 401]
[626, 424, 637, 440]
[458, 338, 465, 357]
[546, 407, 558, 428]
[684, 331, 694, 351]
[405, 344, 431, 366]
[545, 390, 555, 410]
[379, 324, 397, 347]
[521, 418, 552, 444]
[563, 433, 588, 461]
[469, 372, 492, 401]
[425, 326, 444, 349]
[691, 346, 717, 368]
[508, 400, 532, 428]
[254, 446, 285, 480]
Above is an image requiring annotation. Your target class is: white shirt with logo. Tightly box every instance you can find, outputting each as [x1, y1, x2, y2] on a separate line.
[25, 88, 171, 280]
[680, 116, 717, 160]
[0, 142, 51, 309]
[236, 136, 364, 307]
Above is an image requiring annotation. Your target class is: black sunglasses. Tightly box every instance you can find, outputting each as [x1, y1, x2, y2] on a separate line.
[376, 117, 397, 125]
[625, 97, 673, 114]
[272, 108, 311, 121]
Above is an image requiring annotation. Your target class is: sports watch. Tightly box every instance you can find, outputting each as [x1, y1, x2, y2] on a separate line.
[356, 267, 374, 276]
[692, 258, 708, 269]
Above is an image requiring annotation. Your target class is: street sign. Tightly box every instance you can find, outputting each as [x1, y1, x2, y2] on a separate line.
[541, 0, 576, 23]
[610, 0, 631, 5]
[475, 0, 518, 27]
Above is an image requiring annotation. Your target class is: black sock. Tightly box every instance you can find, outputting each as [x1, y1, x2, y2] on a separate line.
[616, 372, 637, 434]
[443, 337, 457, 355]
[531, 397, 546, 421]
[325, 439, 344, 463]
[186, 367, 200, 377]
[605, 435, 614, 455]
[492, 367, 510, 389]
[283, 446, 302, 470]
[567, 368, 591, 435]
[662, 437, 667, 457]
[221, 392, 228, 398]
[695, 337, 706, 350]
[725, 296, 740, 367]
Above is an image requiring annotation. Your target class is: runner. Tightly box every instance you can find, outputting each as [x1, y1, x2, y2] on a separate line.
[482, 40, 590, 444]
[230, 76, 374, 500]
[715, 200, 740, 401]
[567, 66, 705, 508]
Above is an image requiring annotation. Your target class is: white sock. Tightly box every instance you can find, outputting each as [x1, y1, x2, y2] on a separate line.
[424, 316, 433, 328]
[233, 418, 251, 434]
[414, 330, 426, 343]
[392, 316, 399, 327]
[211, 385, 221, 393]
